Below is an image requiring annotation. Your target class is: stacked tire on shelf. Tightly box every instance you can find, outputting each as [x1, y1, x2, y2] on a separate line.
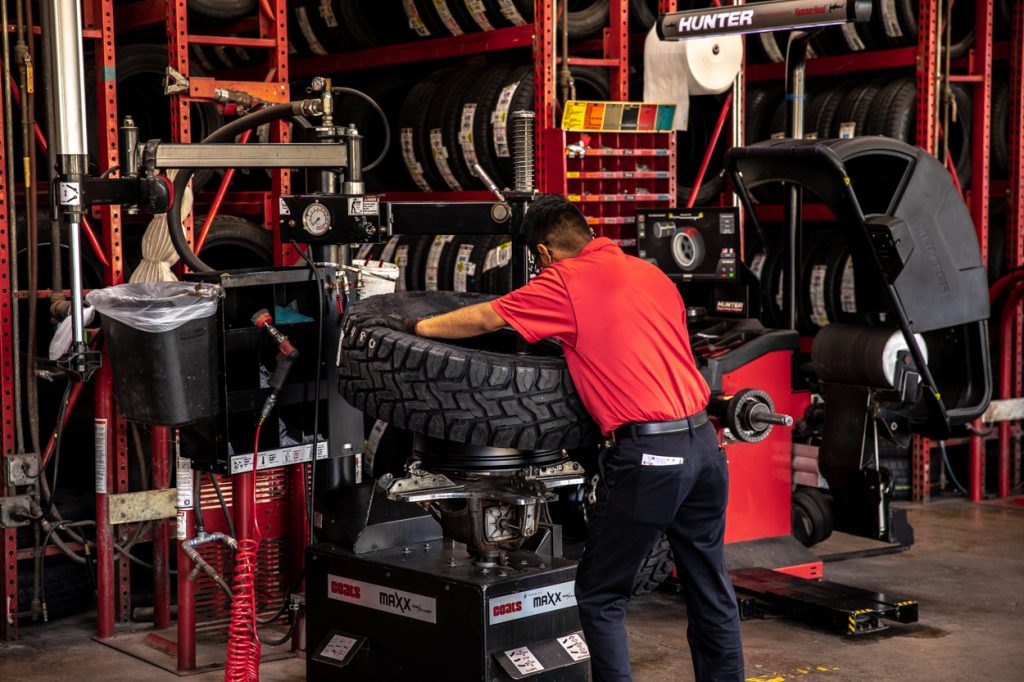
[354, 234, 513, 295]
[285, 0, 622, 57]
[391, 63, 609, 192]
[747, 76, 973, 186]
[745, 0, 977, 63]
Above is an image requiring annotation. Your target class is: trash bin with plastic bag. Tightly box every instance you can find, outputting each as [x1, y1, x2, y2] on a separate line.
[86, 282, 224, 426]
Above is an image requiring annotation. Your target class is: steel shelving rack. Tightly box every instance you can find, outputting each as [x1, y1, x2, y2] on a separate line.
[2, 0, 1022, 647]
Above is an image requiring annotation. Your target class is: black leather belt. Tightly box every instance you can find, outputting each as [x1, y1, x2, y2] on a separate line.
[611, 410, 709, 442]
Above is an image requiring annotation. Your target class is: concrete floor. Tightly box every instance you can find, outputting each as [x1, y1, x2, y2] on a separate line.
[0, 498, 1021, 681]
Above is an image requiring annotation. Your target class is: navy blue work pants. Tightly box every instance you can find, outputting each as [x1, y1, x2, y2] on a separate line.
[575, 422, 743, 682]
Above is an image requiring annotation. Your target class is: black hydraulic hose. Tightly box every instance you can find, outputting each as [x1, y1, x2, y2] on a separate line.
[331, 86, 390, 172]
[167, 100, 319, 273]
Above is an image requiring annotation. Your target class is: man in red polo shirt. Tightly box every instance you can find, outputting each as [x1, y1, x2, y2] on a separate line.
[380, 195, 744, 681]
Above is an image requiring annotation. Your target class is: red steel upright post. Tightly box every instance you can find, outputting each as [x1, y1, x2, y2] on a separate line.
[0, 41, 16, 638]
[165, 0, 197, 667]
[967, 0, 994, 500]
[1009, 0, 1024, 492]
[151, 426, 171, 629]
[267, 0, 290, 264]
[535, 0, 557, 193]
[607, 0, 628, 101]
[90, 0, 126, 636]
[94, 364, 115, 638]
[911, 0, 938, 502]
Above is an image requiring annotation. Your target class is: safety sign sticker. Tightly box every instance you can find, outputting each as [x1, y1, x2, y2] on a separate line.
[488, 580, 577, 625]
[558, 632, 590, 662]
[229, 440, 328, 474]
[327, 574, 437, 624]
[319, 633, 357, 661]
[504, 647, 544, 675]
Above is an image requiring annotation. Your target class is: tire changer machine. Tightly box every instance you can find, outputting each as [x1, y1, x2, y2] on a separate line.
[304, 1, 989, 677]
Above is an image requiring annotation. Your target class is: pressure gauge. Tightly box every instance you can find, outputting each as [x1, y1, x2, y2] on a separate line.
[301, 202, 332, 237]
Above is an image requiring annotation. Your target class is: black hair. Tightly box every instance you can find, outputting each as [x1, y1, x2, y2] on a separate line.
[522, 194, 593, 257]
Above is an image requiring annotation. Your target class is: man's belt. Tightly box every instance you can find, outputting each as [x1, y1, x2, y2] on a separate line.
[612, 410, 709, 442]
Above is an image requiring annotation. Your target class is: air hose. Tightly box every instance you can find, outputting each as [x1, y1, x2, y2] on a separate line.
[166, 100, 320, 273]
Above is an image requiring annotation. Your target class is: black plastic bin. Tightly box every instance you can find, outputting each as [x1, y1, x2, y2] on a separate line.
[87, 282, 224, 426]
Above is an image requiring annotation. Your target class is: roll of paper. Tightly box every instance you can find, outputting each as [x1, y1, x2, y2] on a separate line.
[643, 28, 743, 130]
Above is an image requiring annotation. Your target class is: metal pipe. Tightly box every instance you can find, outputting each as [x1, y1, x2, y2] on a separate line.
[44, 0, 89, 350]
[989, 269, 1024, 305]
[1, 0, 24, 454]
[783, 30, 813, 331]
[686, 92, 732, 208]
[151, 427, 171, 630]
[17, 0, 40, 457]
[36, 0, 63, 314]
[93, 363, 115, 638]
[995, 283, 1024, 500]
[175, 433, 196, 671]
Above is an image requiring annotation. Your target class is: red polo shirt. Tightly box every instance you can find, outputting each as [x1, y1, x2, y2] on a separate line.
[490, 237, 709, 435]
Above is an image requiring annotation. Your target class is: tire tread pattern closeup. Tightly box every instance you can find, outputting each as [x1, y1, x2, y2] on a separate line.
[338, 292, 601, 451]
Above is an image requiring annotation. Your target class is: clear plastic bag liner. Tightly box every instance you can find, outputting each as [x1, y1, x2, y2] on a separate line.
[86, 282, 224, 333]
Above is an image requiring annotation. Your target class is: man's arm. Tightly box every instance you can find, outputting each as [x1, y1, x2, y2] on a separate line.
[415, 302, 507, 339]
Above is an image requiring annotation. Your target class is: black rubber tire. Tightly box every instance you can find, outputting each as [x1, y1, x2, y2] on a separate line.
[396, 235, 432, 292]
[802, 487, 834, 542]
[430, 67, 487, 190]
[338, 292, 600, 450]
[833, 80, 877, 137]
[895, 0, 974, 58]
[438, 235, 493, 293]
[365, 420, 416, 479]
[804, 90, 830, 138]
[792, 488, 828, 547]
[195, 215, 273, 270]
[289, 0, 334, 56]
[995, 0, 1013, 39]
[481, 234, 514, 294]
[422, 235, 458, 291]
[867, 77, 916, 141]
[188, 0, 255, 20]
[748, 246, 785, 329]
[417, 0, 477, 37]
[745, 86, 781, 143]
[991, 78, 1010, 178]
[814, 86, 845, 140]
[442, 67, 489, 190]
[632, 536, 675, 597]
[851, 81, 885, 137]
[85, 44, 223, 191]
[467, 66, 515, 191]
[399, 71, 453, 191]
[880, 453, 912, 502]
[565, 0, 610, 40]
[17, 556, 94, 625]
[469, 0, 522, 29]
[491, 65, 536, 188]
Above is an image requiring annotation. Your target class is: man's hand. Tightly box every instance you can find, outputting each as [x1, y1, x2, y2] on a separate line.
[346, 313, 418, 335]
[415, 302, 507, 339]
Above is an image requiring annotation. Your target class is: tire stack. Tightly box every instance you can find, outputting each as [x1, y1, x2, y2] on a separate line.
[747, 224, 877, 333]
[353, 234, 513, 295]
[746, 77, 973, 187]
[387, 63, 609, 192]
[286, 0, 613, 58]
[744, 0, 975, 62]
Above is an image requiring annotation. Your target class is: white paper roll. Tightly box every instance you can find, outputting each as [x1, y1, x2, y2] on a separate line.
[683, 35, 743, 96]
[643, 28, 743, 131]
